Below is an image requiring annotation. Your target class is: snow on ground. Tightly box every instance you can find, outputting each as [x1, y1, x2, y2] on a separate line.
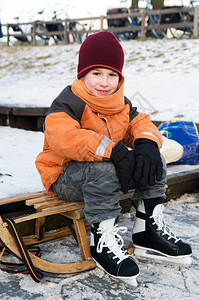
[0, 38, 199, 299]
[0, 38, 199, 122]
[0, 127, 44, 198]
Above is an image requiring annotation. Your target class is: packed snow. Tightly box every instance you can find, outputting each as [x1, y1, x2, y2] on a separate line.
[0, 37, 199, 299]
[0, 38, 199, 121]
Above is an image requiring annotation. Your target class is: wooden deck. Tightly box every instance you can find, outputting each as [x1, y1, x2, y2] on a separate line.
[0, 106, 49, 131]
[1, 105, 199, 132]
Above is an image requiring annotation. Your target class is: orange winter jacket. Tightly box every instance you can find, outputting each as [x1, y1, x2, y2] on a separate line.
[35, 86, 162, 196]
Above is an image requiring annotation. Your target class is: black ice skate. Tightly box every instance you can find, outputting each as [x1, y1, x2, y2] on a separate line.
[90, 218, 139, 287]
[132, 200, 192, 266]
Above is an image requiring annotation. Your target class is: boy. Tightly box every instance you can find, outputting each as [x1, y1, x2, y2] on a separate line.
[35, 31, 192, 287]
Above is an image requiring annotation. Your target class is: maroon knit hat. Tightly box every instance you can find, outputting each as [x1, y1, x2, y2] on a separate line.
[77, 31, 124, 80]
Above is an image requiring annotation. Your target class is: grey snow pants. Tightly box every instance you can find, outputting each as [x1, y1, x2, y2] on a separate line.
[53, 156, 167, 224]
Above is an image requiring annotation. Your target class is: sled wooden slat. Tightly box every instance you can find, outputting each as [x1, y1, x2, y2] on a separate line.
[22, 223, 90, 246]
[3, 202, 84, 226]
[61, 209, 84, 220]
[33, 199, 66, 209]
[0, 191, 47, 205]
[25, 195, 58, 206]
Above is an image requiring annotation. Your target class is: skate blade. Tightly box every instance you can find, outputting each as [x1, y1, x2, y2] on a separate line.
[133, 246, 192, 267]
[95, 261, 138, 288]
[118, 276, 138, 289]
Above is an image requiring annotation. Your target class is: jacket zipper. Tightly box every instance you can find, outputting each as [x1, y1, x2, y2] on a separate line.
[98, 113, 112, 140]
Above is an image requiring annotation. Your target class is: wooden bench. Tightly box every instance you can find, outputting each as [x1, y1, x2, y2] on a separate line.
[0, 190, 135, 275]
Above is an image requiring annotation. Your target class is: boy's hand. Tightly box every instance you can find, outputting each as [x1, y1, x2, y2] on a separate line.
[133, 138, 163, 186]
[111, 141, 135, 194]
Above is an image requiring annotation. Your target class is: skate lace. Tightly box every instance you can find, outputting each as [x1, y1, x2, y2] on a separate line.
[150, 207, 180, 243]
[96, 224, 130, 264]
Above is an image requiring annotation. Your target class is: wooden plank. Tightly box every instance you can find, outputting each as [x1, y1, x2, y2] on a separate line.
[41, 202, 84, 212]
[14, 222, 90, 246]
[147, 7, 193, 15]
[3, 202, 84, 225]
[61, 210, 84, 220]
[1, 189, 134, 208]
[166, 168, 199, 200]
[0, 106, 12, 114]
[147, 21, 194, 31]
[12, 107, 48, 116]
[34, 199, 66, 209]
[26, 195, 57, 206]
[167, 168, 199, 183]
[0, 191, 46, 205]
[22, 227, 77, 245]
[32, 191, 135, 210]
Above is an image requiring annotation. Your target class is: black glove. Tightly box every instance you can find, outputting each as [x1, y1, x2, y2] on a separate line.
[110, 141, 135, 194]
[133, 138, 163, 186]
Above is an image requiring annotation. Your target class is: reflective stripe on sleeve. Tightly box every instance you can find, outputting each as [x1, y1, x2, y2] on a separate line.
[136, 132, 162, 148]
[95, 136, 112, 157]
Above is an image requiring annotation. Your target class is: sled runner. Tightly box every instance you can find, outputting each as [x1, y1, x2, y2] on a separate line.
[0, 190, 135, 278]
[0, 215, 96, 276]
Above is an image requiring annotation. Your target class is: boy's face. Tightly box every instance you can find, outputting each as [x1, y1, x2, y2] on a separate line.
[83, 68, 119, 97]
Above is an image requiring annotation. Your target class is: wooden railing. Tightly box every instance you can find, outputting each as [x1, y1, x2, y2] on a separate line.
[1, 6, 199, 45]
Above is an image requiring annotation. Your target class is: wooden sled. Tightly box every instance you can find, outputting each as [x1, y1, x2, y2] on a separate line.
[0, 190, 135, 275]
[0, 216, 96, 274]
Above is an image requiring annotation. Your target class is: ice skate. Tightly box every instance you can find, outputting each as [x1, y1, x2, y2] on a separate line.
[132, 200, 192, 266]
[90, 218, 139, 288]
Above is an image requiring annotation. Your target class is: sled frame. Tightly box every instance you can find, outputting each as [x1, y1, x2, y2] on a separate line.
[0, 191, 135, 274]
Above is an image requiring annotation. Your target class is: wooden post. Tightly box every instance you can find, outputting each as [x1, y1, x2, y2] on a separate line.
[64, 19, 69, 44]
[73, 219, 91, 260]
[139, 10, 147, 41]
[100, 15, 104, 31]
[32, 21, 36, 46]
[6, 24, 10, 46]
[35, 210, 45, 240]
[131, 0, 138, 9]
[193, 5, 199, 38]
